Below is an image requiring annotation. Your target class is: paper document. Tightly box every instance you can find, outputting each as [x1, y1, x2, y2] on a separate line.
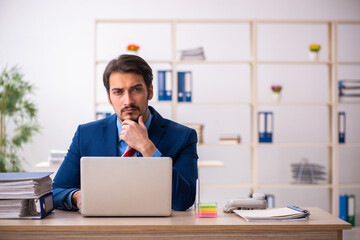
[234, 206, 310, 221]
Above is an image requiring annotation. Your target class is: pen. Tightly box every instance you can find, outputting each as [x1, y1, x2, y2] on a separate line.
[287, 205, 308, 214]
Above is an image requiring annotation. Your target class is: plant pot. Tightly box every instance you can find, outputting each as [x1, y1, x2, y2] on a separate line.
[272, 92, 281, 102]
[127, 51, 139, 55]
[309, 51, 319, 61]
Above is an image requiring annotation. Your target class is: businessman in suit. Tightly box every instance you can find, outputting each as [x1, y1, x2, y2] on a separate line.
[52, 54, 198, 211]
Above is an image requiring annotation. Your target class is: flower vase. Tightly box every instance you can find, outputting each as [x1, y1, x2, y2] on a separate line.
[127, 50, 139, 56]
[309, 51, 319, 61]
[272, 92, 281, 102]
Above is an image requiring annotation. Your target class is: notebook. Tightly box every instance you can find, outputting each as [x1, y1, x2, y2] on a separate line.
[80, 157, 172, 216]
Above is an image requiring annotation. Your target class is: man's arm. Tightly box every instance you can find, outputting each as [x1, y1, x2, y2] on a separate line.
[171, 129, 198, 211]
[52, 126, 81, 210]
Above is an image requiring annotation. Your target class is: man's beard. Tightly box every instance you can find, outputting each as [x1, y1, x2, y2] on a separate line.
[119, 105, 140, 123]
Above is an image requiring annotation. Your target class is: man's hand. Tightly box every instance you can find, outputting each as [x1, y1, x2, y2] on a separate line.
[120, 115, 156, 157]
[72, 190, 81, 210]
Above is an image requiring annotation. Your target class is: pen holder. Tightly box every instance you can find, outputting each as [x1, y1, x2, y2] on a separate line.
[195, 202, 217, 218]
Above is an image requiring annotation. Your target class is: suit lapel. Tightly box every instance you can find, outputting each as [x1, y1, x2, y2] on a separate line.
[148, 106, 166, 147]
[101, 114, 118, 156]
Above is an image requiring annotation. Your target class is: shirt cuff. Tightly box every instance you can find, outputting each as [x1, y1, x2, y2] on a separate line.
[152, 148, 163, 157]
[64, 189, 80, 210]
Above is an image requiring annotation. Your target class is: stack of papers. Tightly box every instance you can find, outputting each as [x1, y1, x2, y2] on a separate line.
[291, 159, 326, 184]
[234, 206, 310, 221]
[0, 172, 52, 199]
[0, 172, 54, 219]
[48, 150, 66, 165]
[0, 199, 39, 218]
[180, 47, 206, 61]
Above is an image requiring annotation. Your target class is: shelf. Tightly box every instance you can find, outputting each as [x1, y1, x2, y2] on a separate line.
[259, 183, 331, 189]
[337, 61, 360, 65]
[338, 102, 360, 106]
[176, 102, 250, 106]
[176, 60, 251, 65]
[258, 102, 331, 106]
[338, 143, 360, 147]
[339, 184, 360, 188]
[198, 143, 251, 147]
[257, 60, 332, 65]
[258, 143, 332, 147]
[96, 59, 172, 65]
[201, 183, 252, 188]
[35, 161, 61, 168]
[198, 160, 225, 168]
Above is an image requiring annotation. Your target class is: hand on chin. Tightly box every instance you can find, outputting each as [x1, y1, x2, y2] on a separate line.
[121, 114, 139, 123]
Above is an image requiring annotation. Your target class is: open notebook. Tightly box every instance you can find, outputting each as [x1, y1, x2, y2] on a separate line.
[234, 206, 310, 221]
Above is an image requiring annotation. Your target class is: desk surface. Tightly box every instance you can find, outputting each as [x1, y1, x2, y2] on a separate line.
[0, 207, 351, 230]
[0, 207, 351, 240]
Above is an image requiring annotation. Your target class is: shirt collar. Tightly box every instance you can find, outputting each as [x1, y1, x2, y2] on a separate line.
[116, 109, 152, 143]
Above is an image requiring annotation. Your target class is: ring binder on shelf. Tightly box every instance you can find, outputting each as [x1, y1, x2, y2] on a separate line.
[258, 112, 273, 143]
[158, 70, 172, 101]
[338, 112, 345, 143]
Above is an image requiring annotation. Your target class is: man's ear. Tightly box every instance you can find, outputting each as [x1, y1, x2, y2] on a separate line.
[148, 84, 154, 100]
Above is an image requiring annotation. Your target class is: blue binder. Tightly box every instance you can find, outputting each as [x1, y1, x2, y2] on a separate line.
[265, 194, 275, 208]
[259, 112, 273, 143]
[178, 71, 192, 102]
[338, 112, 345, 143]
[184, 72, 192, 102]
[339, 194, 348, 221]
[158, 70, 172, 101]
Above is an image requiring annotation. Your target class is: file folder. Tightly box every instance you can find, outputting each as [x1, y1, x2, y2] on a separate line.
[0, 192, 54, 219]
[259, 112, 273, 143]
[347, 194, 355, 227]
[178, 71, 192, 102]
[339, 194, 348, 221]
[157, 70, 172, 101]
[338, 112, 345, 143]
[0, 171, 54, 219]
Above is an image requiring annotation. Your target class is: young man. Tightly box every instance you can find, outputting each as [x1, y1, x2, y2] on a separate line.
[52, 54, 198, 211]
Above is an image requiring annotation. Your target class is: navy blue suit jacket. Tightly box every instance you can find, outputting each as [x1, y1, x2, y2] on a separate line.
[52, 106, 198, 211]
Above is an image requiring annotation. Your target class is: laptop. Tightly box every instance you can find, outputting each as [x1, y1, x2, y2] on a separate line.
[80, 157, 172, 216]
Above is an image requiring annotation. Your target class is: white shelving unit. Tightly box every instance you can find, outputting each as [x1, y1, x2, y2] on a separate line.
[94, 19, 360, 220]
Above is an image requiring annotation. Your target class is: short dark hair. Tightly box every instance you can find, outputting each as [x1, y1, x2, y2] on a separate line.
[103, 54, 153, 95]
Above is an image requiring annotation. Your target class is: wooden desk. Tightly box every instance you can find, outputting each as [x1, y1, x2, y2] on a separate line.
[0, 207, 351, 240]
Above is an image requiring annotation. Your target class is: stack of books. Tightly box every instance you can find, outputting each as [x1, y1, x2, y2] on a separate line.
[0, 172, 54, 219]
[48, 150, 67, 165]
[219, 134, 241, 144]
[183, 123, 204, 144]
[291, 159, 326, 184]
[180, 47, 206, 61]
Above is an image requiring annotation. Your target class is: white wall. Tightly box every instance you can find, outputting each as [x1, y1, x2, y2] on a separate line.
[0, 0, 359, 171]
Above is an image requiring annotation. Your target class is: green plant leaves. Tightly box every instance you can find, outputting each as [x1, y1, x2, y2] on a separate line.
[0, 66, 40, 172]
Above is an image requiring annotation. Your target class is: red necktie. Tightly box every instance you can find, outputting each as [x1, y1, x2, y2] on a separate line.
[122, 146, 137, 157]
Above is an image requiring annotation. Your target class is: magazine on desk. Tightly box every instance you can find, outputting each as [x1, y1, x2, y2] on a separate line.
[234, 205, 310, 221]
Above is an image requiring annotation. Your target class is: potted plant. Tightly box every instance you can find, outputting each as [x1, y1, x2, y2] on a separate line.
[309, 44, 321, 61]
[0, 66, 40, 172]
[126, 44, 140, 55]
[271, 85, 282, 102]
